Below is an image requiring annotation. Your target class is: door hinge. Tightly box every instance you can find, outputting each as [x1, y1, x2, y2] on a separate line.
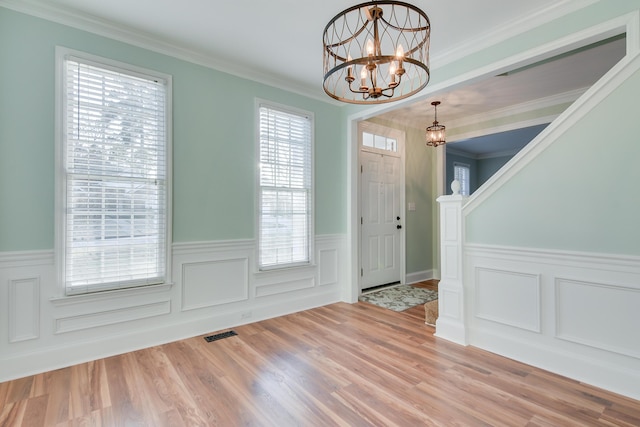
[360, 268, 363, 277]
[361, 217, 363, 225]
[361, 164, 363, 173]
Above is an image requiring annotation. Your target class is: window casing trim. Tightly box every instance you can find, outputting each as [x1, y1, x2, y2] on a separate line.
[255, 98, 315, 271]
[54, 46, 173, 297]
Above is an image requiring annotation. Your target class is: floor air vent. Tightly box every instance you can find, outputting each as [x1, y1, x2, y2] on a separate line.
[204, 330, 238, 342]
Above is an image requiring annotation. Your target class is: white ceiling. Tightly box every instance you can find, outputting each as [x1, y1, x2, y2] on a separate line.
[16, 0, 569, 98]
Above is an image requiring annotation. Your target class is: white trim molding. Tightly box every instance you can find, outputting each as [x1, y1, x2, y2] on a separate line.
[406, 269, 435, 284]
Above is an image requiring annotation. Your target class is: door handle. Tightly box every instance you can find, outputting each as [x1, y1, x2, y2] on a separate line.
[397, 216, 400, 220]
[397, 225, 402, 229]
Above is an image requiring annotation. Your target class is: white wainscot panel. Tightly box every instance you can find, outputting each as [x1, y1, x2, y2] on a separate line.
[444, 245, 459, 280]
[556, 278, 640, 359]
[256, 277, 315, 298]
[475, 267, 541, 333]
[9, 277, 40, 342]
[181, 258, 249, 311]
[318, 248, 338, 286]
[440, 288, 461, 319]
[55, 300, 171, 334]
[443, 206, 459, 241]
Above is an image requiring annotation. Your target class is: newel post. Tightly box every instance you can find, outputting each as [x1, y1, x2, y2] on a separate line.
[435, 181, 468, 345]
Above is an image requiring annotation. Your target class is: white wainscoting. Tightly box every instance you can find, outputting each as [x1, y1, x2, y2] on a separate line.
[475, 267, 541, 333]
[555, 277, 640, 359]
[466, 243, 640, 400]
[181, 258, 249, 311]
[8, 276, 41, 342]
[0, 234, 346, 382]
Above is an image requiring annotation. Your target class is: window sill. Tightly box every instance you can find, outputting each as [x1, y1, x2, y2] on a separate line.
[50, 282, 173, 307]
[255, 263, 317, 276]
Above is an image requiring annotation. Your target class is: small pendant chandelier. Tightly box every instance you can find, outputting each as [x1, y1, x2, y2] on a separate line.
[426, 101, 446, 147]
[323, 1, 431, 104]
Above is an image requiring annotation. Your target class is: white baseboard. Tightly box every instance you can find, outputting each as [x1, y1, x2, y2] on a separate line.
[405, 269, 435, 284]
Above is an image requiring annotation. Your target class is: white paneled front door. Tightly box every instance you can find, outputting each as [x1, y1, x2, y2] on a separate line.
[360, 150, 402, 290]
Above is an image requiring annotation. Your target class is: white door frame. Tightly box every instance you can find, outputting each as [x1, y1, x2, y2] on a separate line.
[357, 122, 406, 292]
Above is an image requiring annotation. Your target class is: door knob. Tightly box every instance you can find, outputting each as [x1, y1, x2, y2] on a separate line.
[397, 216, 400, 220]
[397, 225, 402, 229]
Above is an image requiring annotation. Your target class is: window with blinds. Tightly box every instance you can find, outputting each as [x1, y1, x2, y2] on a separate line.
[454, 162, 471, 196]
[258, 102, 313, 269]
[57, 49, 171, 295]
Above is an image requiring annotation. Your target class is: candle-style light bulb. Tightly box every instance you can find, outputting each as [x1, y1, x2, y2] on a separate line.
[389, 63, 396, 84]
[346, 54, 353, 79]
[366, 39, 374, 56]
[360, 66, 367, 87]
[396, 44, 405, 70]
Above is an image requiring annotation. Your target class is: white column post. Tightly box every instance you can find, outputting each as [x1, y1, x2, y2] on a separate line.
[435, 181, 468, 345]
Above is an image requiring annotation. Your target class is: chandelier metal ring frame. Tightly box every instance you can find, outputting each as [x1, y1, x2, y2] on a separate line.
[323, 1, 431, 104]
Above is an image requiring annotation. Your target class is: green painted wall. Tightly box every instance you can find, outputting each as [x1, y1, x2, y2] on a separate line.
[424, 0, 640, 257]
[404, 126, 438, 273]
[466, 67, 640, 255]
[0, 7, 346, 251]
[477, 155, 512, 186]
[3, 0, 639, 267]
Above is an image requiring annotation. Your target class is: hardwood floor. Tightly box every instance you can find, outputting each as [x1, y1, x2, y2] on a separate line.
[2, 287, 639, 426]
[403, 279, 439, 322]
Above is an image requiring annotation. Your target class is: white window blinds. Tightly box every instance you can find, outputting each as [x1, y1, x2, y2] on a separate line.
[454, 163, 470, 196]
[61, 54, 169, 295]
[258, 103, 313, 269]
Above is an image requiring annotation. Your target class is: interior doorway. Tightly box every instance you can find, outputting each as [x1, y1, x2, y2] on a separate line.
[358, 122, 405, 292]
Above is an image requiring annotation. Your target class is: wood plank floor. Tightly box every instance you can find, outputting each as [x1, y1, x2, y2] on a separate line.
[2, 285, 639, 426]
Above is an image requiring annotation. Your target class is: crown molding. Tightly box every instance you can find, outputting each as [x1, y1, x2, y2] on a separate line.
[446, 146, 522, 161]
[431, 0, 600, 69]
[445, 147, 476, 159]
[448, 115, 557, 146]
[0, 0, 332, 104]
[475, 149, 521, 160]
[447, 87, 587, 131]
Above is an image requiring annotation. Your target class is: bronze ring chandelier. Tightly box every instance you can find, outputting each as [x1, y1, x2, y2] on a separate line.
[323, 1, 431, 104]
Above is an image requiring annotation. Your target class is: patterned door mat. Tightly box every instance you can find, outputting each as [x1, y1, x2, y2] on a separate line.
[359, 284, 438, 312]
